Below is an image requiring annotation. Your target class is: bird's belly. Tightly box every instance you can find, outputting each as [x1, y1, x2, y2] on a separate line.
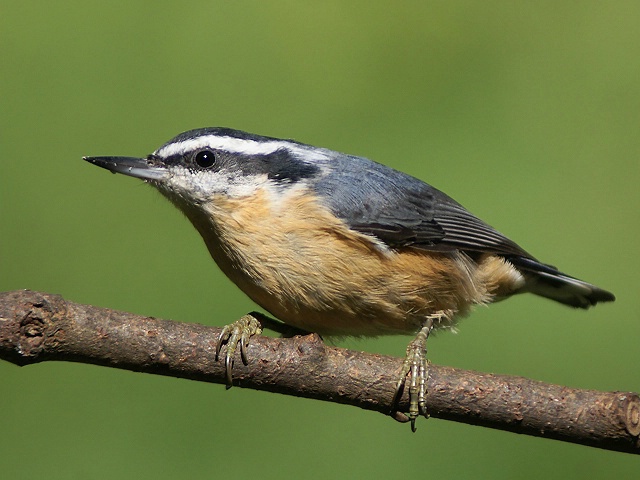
[213, 239, 491, 336]
[190, 187, 523, 336]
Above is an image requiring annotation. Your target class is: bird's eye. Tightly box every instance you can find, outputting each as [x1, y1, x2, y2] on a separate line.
[194, 150, 216, 169]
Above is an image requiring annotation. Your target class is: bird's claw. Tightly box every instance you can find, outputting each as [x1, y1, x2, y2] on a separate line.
[215, 314, 262, 388]
[391, 317, 436, 432]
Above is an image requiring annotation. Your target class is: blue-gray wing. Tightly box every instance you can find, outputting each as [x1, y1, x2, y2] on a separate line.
[312, 154, 532, 258]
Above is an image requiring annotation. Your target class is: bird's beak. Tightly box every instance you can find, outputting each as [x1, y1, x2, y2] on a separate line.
[83, 156, 169, 181]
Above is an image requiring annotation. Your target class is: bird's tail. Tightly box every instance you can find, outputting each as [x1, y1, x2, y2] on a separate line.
[509, 256, 615, 308]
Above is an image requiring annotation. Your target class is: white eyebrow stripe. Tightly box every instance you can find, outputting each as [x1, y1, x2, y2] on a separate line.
[155, 135, 330, 162]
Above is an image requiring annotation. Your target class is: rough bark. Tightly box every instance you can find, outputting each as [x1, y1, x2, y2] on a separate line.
[1, 289, 638, 454]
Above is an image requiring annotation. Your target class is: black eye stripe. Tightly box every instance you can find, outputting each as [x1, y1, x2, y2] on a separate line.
[194, 150, 216, 169]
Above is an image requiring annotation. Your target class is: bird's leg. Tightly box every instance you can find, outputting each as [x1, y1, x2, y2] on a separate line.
[392, 312, 444, 432]
[250, 311, 312, 338]
[215, 313, 263, 388]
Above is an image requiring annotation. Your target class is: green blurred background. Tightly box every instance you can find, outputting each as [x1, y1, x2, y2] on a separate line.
[2, 1, 639, 478]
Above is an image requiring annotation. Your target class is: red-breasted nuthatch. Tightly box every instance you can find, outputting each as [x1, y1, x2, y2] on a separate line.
[85, 127, 615, 430]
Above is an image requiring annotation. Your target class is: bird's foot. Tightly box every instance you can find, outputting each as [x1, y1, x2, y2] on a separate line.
[215, 314, 263, 388]
[392, 314, 442, 432]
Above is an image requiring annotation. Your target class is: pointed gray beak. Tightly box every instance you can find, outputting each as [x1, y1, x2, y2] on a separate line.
[83, 156, 169, 181]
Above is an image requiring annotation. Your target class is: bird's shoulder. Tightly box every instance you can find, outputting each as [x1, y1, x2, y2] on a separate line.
[309, 153, 531, 258]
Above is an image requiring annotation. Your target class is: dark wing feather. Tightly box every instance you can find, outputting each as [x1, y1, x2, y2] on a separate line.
[313, 153, 532, 258]
[430, 201, 532, 257]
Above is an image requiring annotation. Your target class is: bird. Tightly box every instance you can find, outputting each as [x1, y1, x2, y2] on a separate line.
[84, 127, 615, 430]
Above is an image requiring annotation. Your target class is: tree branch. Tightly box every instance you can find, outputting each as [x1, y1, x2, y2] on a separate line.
[1, 289, 638, 454]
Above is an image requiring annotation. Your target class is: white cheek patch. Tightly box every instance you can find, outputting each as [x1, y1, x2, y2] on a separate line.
[163, 167, 271, 202]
